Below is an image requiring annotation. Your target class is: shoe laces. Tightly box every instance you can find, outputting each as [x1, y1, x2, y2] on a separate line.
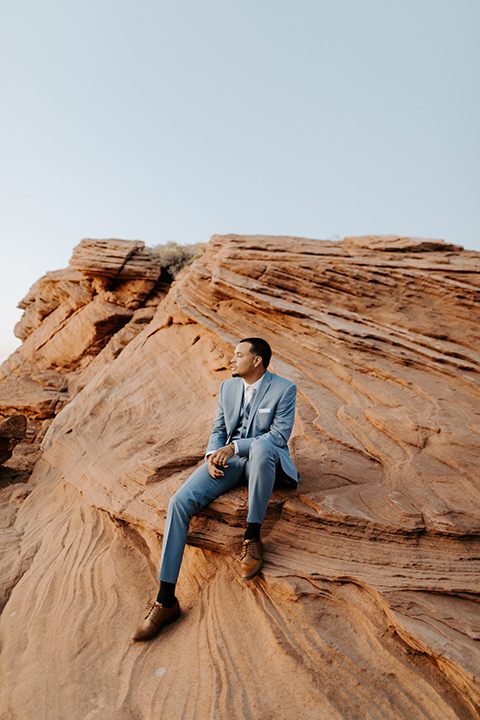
[145, 602, 163, 621]
[241, 539, 260, 560]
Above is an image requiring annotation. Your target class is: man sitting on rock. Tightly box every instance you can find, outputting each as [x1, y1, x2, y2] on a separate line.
[131, 337, 299, 642]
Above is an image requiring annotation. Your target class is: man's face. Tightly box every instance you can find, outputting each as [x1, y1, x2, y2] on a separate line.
[230, 342, 260, 378]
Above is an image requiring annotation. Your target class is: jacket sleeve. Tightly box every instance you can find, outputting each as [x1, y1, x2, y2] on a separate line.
[206, 381, 228, 454]
[235, 383, 297, 458]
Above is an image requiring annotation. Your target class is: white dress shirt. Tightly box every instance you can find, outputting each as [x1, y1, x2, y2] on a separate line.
[231, 375, 264, 454]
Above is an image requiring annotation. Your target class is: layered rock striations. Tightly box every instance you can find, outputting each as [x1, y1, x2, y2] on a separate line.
[0, 234, 479, 719]
[0, 239, 171, 471]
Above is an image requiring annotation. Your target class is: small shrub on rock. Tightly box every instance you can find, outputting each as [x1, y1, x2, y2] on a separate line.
[150, 241, 205, 278]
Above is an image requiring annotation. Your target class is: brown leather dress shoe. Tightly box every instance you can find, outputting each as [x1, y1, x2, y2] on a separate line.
[130, 599, 181, 642]
[239, 539, 263, 580]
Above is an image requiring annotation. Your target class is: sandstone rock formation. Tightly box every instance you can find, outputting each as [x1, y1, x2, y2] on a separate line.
[1, 234, 479, 719]
[0, 239, 172, 472]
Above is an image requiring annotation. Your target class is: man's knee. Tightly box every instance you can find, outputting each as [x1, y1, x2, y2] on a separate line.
[168, 486, 196, 519]
[249, 437, 277, 463]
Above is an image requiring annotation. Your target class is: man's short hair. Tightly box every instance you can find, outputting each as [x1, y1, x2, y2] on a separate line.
[240, 337, 272, 369]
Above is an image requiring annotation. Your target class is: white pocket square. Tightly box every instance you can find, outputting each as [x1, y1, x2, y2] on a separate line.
[258, 408, 271, 413]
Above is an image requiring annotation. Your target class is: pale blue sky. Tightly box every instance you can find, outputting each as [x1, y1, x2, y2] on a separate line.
[1, 0, 479, 362]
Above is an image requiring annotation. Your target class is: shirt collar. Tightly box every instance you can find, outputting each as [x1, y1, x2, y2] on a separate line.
[243, 374, 265, 393]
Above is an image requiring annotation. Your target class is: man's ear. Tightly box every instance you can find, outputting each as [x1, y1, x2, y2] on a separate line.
[253, 356, 262, 367]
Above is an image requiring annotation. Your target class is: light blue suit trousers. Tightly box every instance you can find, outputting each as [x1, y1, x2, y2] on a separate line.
[159, 370, 298, 584]
[159, 437, 281, 583]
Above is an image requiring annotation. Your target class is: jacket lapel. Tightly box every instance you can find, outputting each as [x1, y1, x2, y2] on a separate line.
[246, 371, 271, 435]
[228, 379, 244, 441]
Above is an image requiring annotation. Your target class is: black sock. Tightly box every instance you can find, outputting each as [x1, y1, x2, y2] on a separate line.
[156, 581, 177, 607]
[244, 523, 261, 541]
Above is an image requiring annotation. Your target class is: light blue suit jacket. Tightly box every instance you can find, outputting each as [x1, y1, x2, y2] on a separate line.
[206, 370, 299, 485]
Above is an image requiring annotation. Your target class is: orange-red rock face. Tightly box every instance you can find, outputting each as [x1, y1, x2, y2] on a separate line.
[1, 235, 479, 719]
[0, 239, 171, 471]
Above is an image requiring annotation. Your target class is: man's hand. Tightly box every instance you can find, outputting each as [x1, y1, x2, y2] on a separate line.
[207, 444, 235, 478]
